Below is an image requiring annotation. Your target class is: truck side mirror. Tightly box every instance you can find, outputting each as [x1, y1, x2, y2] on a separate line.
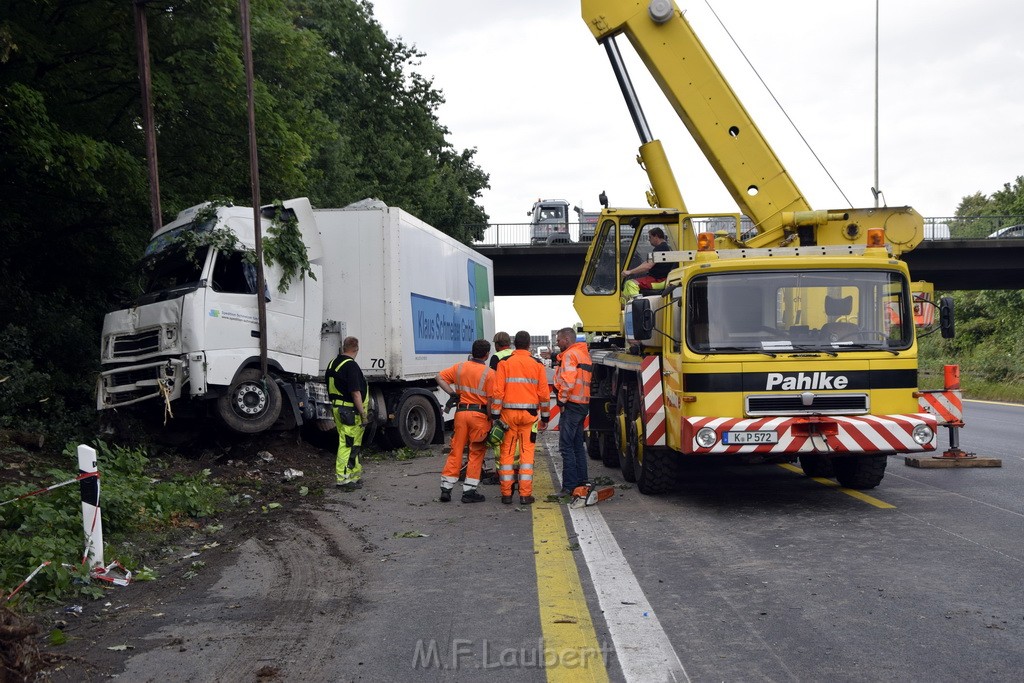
[939, 296, 955, 339]
[629, 298, 654, 341]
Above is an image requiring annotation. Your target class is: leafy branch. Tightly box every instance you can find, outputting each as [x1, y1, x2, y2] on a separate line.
[173, 198, 315, 293]
[263, 199, 316, 293]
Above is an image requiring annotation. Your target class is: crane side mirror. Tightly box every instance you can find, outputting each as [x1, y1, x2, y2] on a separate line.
[939, 296, 955, 339]
[629, 298, 654, 341]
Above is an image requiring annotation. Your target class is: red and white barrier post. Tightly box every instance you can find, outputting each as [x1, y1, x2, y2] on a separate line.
[77, 444, 104, 568]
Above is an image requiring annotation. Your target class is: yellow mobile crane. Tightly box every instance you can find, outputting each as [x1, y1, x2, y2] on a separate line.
[574, 0, 954, 493]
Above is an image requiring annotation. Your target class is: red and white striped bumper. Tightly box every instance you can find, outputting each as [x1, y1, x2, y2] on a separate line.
[682, 413, 938, 455]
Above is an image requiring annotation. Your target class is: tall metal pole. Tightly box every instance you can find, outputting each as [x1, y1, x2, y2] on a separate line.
[873, 0, 880, 208]
[239, 0, 268, 375]
[133, 1, 162, 233]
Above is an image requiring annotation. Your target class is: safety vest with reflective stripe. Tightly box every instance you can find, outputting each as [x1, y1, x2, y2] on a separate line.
[439, 359, 493, 406]
[326, 355, 367, 407]
[491, 349, 550, 418]
[554, 341, 593, 405]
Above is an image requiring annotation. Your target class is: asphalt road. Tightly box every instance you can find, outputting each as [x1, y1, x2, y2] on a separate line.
[574, 398, 1023, 681]
[96, 400, 1021, 682]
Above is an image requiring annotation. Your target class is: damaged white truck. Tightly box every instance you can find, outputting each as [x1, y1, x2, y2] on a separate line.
[97, 198, 495, 449]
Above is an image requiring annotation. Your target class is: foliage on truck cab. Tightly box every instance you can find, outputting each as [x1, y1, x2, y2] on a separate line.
[262, 200, 317, 293]
[174, 198, 315, 293]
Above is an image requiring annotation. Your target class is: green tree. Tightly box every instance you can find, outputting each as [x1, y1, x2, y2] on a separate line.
[0, 0, 491, 432]
[292, 0, 489, 229]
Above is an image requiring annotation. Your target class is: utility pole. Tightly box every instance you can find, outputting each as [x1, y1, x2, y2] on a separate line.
[239, 0, 268, 376]
[132, 1, 161, 234]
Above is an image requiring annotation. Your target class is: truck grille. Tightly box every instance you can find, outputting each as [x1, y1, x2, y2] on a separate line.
[746, 393, 868, 416]
[111, 330, 162, 358]
[107, 366, 162, 388]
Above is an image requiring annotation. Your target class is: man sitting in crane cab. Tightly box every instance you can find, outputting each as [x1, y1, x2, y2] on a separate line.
[620, 226, 677, 303]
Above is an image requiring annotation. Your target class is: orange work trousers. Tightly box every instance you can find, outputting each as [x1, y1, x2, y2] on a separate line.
[441, 410, 490, 491]
[499, 409, 537, 497]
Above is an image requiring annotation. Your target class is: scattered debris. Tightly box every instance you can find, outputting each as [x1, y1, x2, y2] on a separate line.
[392, 531, 428, 538]
[258, 451, 274, 463]
[283, 468, 303, 481]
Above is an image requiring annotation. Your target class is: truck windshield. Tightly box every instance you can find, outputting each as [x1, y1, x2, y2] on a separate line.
[136, 221, 215, 301]
[686, 269, 912, 354]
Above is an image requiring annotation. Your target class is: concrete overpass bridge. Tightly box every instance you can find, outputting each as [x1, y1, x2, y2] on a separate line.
[474, 239, 1024, 297]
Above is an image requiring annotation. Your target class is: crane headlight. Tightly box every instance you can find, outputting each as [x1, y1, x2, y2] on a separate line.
[695, 427, 718, 448]
[912, 423, 934, 445]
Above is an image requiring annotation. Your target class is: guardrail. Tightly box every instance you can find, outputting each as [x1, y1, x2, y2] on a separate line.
[469, 216, 1024, 248]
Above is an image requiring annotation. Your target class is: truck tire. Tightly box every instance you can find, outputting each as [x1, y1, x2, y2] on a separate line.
[586, 430, 602, 460]
[600, 432, 619, 468]
[832, 455, 888, 489]
[635, 446, 677, 494]
[633, 385, 676, 494]
[798, 454, 834, 478]
[216, 368, 282, 434]
[385, 392, 436, 450]
[615, 385, 636, 482]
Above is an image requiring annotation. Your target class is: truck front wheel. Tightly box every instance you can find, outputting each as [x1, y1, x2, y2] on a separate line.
[798, 454, 834, 478]
[216, 369, 283, 434]
[832, 455, 888, 489]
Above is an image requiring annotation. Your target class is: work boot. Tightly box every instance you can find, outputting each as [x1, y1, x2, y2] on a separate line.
[461, 489, 485, 503]
[501, 495, 513, 505]
[520, 495, 535, 505]
[439, 488, 452, 503]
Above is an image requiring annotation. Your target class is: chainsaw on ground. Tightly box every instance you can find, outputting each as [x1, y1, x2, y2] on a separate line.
[569, 483, 615, 509]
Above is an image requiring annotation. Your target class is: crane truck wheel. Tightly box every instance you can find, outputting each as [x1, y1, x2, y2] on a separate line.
[599, 432, 619, 468]
[798, 454, 834, 479]
[615, 386, 637, 482]
[385, 391, 437, 450]
[599, 384, 620, 467]
[216, 368, 283, 434]
[632, 385, 676, 494]
[832, 455, 888, 489]
[586, 431, 602, 460]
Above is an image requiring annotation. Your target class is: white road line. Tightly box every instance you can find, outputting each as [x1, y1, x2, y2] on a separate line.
[569, 505, 691, 683]
[546, 437, 689, 682]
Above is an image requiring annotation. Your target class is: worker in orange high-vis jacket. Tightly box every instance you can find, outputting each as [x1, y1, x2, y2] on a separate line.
[490, 331, 550, 505]
[553, 327, 593, 496]
[436, 339, 495, 503]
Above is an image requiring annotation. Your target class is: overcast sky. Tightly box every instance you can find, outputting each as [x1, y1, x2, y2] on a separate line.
[372, 0, 1024, 338]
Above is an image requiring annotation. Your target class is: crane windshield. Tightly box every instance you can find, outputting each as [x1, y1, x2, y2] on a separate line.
[685, 270, 912, 354]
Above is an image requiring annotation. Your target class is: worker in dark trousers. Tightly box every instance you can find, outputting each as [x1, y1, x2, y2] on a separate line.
[553, 327, 593, 496]
[436, 339, 494, 503]
[326, 336, 369, 491]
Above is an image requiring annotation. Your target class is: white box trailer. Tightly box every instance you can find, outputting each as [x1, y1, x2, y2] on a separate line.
[97, 198, 495, 449]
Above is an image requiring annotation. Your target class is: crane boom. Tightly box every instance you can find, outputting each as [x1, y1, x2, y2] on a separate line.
[581, 0, 924, 253]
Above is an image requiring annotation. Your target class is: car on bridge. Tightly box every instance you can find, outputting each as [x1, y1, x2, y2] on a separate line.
[987, 224, 1024, 239]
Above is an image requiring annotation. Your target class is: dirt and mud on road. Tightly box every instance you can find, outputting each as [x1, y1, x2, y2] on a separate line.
[32, 430, 571, 682]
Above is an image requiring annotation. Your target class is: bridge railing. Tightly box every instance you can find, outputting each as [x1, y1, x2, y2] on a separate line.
[924, 215, 1024, 240]
[471, 216, 1024, 247]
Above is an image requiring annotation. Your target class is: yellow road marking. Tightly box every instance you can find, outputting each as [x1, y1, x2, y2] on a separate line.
[777, 463, 896, 509]
[532, 448, 610, 682]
